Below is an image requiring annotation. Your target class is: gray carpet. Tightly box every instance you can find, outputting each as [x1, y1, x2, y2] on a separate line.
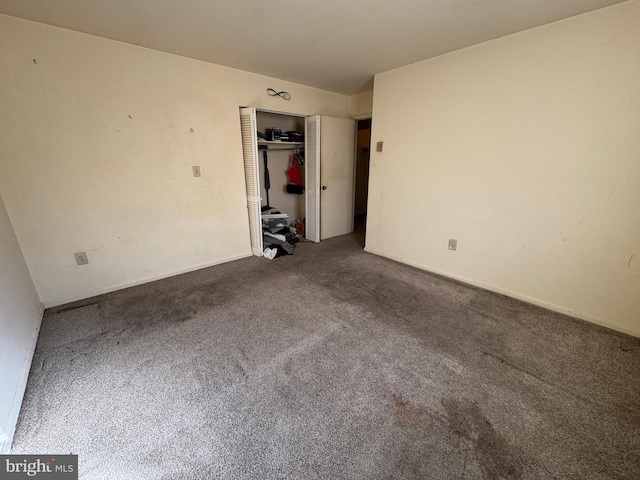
[12, 234, 640, 479]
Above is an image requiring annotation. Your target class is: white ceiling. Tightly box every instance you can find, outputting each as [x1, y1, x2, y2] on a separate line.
[0, 0, 629, 94]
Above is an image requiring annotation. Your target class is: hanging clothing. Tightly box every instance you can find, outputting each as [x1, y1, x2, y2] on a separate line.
[286, 152, 304, 195]
[286, 162, 302, 184]
[263, 150, 271, 207]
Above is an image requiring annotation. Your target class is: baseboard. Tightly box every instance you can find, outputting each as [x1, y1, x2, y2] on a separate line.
[1, 304, 44, 454]
[364, 247, 640, 339]
[43, 253, 253, 309]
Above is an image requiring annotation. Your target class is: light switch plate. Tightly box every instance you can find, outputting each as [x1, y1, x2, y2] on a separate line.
[75, 252, 89, 265]
[376, 141, 384, 152]
[192, 166, 201, 177]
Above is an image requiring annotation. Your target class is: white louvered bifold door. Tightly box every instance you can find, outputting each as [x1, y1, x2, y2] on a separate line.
[305, 115, 321, 243]
[240, 107, 263, 256]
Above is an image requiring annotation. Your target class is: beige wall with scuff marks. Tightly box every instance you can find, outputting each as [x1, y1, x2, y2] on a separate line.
[367, 1, 640, 336]
[0, 14, 349, 306]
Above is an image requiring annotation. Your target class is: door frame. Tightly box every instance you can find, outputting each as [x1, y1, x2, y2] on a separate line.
[353, 118, 372, 247]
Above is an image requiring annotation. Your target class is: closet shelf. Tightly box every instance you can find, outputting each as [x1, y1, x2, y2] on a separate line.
[258, 141, 304, 150]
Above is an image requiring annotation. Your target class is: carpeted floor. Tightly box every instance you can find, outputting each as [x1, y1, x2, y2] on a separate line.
[11, 234, 640, 479]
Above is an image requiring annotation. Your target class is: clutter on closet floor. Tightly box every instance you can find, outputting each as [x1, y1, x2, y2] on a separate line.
[261, 206, 306, 260]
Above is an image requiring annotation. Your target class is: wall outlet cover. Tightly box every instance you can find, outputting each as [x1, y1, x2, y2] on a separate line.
[448, 239, 457, 250]
[75, 252, 89, 265]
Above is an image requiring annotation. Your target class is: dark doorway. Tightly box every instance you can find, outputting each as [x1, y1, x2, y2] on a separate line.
[354, 118, 371, 247]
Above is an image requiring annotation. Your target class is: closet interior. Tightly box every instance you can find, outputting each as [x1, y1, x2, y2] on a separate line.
[257, 111, 306, 226]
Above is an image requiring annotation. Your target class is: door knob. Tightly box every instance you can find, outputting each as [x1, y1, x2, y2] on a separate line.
[322, 185, 327, 190]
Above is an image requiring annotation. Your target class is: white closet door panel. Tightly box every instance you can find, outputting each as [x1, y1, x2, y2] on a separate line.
[240, 107, 263, 256]
[305, 115, 321, 243]
[320, 116, 356, 240]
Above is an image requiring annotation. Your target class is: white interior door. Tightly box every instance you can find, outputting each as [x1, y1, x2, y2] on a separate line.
[319, 116, 356, 240]
[239, 107, 263, 256]
[305, 116, 321, 243]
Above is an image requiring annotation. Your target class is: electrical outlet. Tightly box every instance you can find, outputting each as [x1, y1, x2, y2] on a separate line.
[192, 166, 201, 177]
[75, 252, 89, 265]
[448, 239, 457, 251]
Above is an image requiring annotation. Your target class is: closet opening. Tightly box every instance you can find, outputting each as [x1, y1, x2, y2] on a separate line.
[256, 110, 307, 236]
[240, 108, 315, 259]
[354, 118, 371, 248]
[240, 107, 355, 258]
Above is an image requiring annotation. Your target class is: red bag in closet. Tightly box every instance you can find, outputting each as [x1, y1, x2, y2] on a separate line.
[286, 160, 302, 185]
[286, 153, 304, 194]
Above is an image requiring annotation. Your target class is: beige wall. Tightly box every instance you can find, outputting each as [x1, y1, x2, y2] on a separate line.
[0, 14, 348, 306]
[0, 192, 42, 453]
[348, 91, 373, 119]
[367, 1, 640, 336]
